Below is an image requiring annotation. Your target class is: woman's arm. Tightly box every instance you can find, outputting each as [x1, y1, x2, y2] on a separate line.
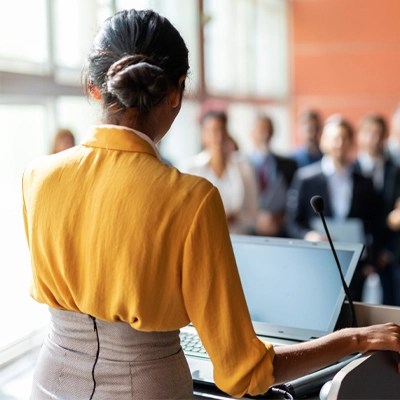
[273, 323, 400, 384]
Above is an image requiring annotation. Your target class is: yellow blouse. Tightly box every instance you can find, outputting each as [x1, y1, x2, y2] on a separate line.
[22, 125, 275, 397]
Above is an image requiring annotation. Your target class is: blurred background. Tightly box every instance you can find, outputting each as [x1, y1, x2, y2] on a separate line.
[1, 0, 400, 397]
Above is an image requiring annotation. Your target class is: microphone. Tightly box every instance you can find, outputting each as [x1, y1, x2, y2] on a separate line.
[310, 195, 357, 328]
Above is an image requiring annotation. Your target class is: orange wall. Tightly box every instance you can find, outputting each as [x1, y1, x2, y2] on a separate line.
[290, 0, 400, 142]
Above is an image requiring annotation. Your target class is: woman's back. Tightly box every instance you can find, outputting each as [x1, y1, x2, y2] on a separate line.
[23, 125, 213, 330]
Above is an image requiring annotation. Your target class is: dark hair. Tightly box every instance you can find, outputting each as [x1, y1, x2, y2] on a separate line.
[200, 110, 228, 126]
[324, 114, 354, 141]
[84, 9, 189, 114]
[359, 114, 388, 138]
[300, 109, 321, 124]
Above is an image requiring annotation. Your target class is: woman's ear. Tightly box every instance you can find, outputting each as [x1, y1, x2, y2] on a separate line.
[169, 75, 186, 109]
[88, 84, 102, 101]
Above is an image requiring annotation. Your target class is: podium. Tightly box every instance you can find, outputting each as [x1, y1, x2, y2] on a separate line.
[326, 302, 400, 400]
[193, 302, 400, 399]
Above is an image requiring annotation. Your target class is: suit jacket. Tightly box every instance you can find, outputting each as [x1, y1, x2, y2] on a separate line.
[249, 151, 297, 212]
[274, 153, 298, 187]
[353, 157, 400, 215]
[353, 157, 400, 256]
[285, 162, 378, 255]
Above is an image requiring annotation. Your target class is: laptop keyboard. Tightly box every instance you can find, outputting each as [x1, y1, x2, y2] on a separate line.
[180, 331, 209, 359]
[180, 330, 289, 360]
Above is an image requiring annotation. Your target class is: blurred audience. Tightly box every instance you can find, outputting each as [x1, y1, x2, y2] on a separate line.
[290, 109, 323, 168]
[179, 110, 258, 234]
[354, 114, 400, 305]
[248, 114, 297, 236]
[51, 128, 76, 154]
[285, 115, 378, 301]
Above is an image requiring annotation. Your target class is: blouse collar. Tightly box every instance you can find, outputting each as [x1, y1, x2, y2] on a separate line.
[81, 124, 161, 160]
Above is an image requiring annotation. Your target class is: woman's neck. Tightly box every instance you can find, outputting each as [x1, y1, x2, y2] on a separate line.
[102, 108, 158, 141]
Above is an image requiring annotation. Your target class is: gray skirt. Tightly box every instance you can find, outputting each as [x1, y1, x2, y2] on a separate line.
[31, 308, 193, 399]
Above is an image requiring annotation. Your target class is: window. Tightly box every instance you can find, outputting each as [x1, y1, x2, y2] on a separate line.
[0, 0, 48, 74]
[204, 0, 288, 98]
[0, 104, 49, 352]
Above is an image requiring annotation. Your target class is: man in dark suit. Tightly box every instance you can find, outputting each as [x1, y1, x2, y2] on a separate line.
[248, 114, 298, 236]
[285, 115, 378, 301]
[353, 114, 400, 305]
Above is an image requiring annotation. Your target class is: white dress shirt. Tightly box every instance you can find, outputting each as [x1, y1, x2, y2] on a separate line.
[321, 156, 353, 219]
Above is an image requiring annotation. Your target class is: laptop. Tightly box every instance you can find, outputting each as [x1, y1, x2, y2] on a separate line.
[180, 234, 364, 395]
[310, 217, 366, 245]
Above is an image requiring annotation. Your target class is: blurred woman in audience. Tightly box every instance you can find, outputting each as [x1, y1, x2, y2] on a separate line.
[51, 128, 76, 153]
[180, 110, 258, 234]
[285, 115, 378, 301]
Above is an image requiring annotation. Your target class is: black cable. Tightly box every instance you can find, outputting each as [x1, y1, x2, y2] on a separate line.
[89, 316, 100, 400]
[270, 387, 294, 400]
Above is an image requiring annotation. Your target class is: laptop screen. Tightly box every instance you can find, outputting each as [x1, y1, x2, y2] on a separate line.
[231, 235, 364, 341]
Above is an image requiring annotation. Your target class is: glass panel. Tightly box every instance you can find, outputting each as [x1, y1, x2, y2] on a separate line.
[253, 0, 289, 97]
[53, 0, 99, 70]
[0, 0, 48, 73]
[203, 0, 233, 94]
[0, 105, 49, 350]
[204, 0, 288, 98]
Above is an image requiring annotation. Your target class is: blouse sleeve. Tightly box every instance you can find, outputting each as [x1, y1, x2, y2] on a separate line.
[182, 186, 275, 397]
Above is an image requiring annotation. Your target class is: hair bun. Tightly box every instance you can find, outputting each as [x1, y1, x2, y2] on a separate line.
[106, 55, 169, 112]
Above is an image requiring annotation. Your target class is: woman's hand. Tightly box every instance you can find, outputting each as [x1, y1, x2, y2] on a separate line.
[272, 323, 400, 384]
[357, 323, 400, 353]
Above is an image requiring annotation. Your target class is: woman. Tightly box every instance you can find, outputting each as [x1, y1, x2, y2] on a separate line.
[22, 9, 400, 400]
[180, 109, 258, 234]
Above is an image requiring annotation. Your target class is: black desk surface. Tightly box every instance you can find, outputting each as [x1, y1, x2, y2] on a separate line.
[193, 381, 320, 400]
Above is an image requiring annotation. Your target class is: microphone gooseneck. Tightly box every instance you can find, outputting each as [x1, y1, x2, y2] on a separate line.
[310, 195, 324, 214]
[309, 195, 358, 328]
